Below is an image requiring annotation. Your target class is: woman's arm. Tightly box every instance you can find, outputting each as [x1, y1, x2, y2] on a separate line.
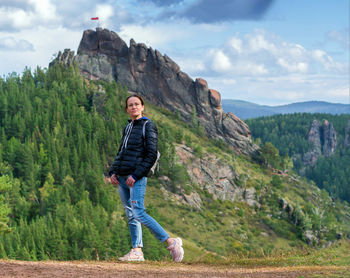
[108, 125, 127, 176]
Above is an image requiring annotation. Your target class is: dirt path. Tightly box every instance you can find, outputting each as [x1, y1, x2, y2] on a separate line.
[0, 260, 349, 277]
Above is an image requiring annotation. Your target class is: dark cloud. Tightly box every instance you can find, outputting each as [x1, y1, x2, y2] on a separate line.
[0, 0, 275, 33]
[178, 0, 275, 23]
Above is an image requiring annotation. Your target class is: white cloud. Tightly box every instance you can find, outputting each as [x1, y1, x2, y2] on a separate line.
[240, 62, 269, 75]
[228, 36, 243, 54]
[0, 0, 60, 31]
[197, 28, 349, 104]
[277, 58, 308, 73]
[311, 49, 345, 72]
[0, 0, 117, 31]
[208, 73, 349, 105]
[246, 30, 277, 53]
[30, 0, 57, 21]
[194, 29, 348, 79]
[119, 22, 191, 47]
[95, 4, 114, 28]
[286, 43, 306, 58]
[0, 26, 81, 75]
[331, 86, 349, 98]
[0, 7, 30, 30]
[0, 37, 34, 51]
[175, 58, 205, 72]
[312, 49, 331, 64]
[11, 9, 32, 29]
[211, 50, 231, 72]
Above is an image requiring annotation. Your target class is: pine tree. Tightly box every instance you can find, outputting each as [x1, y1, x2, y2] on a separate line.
[0, 175, 12, 234]
[0, 241, 7, 258]
[39, 173, 55, 215]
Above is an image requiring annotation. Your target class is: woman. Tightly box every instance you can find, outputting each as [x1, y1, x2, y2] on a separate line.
[109, 94, 184, 262]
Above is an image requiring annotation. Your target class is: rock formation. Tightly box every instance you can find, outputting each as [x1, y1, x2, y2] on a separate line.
[303, 119, 337, 166]
[344, 119, 350, 148]
[174, 144, 259, 206]
[279, 198, 294, 217]
[322, 120, 337, 157]
[51, 28, 258, 155]
[303, 120, 322, 166]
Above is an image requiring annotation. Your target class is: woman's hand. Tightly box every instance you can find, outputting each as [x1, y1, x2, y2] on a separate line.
[103, 176, 111, 184]
[110, 174, 119, 186]
[126, 176, 136, 187]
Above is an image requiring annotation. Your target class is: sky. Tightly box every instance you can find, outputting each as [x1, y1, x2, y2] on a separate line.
[0, 0, 349, 105]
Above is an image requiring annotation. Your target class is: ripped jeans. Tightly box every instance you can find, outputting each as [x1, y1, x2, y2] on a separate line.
[118, 176, 169, 248]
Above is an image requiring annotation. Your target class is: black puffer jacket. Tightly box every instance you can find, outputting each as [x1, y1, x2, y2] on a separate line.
[109, 117, 158, 180]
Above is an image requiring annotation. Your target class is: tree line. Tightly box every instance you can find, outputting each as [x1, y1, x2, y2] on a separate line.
[246, 113, 350, 203]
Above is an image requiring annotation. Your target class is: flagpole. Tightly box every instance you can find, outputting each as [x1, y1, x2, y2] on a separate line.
[91, 17, 101, 67]
[91, 17, 99, 29]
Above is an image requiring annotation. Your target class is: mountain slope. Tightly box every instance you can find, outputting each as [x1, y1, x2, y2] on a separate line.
[223, 99, 350, 119]
[246, 113, 350, 203]
[0, 65, 349, 262]
[52, 28, 258, 155]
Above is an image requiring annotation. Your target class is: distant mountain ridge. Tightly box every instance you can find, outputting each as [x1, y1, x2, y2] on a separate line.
[222, 99, 350, 119]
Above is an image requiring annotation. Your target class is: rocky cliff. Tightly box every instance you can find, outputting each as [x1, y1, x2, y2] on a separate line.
[303, 119, 337, 166]
[157, 144, 259, 210]
[303, 120, 322, 166]
[344, 119, 350, 148]
[322, 120, 337, 157]
[51, 28, 258, 156]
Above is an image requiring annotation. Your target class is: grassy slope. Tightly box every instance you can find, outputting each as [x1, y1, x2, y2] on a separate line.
[137, 100, 350, 263]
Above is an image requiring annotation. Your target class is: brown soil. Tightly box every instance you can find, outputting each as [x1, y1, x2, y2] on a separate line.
[0, 260, 349, 277]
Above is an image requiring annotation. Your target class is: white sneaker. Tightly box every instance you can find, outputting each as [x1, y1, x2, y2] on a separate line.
[167, 238, 184, 262]
[118, 249, 145, 262]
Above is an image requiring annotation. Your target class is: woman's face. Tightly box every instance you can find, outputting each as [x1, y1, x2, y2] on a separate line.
[126, 97, 144, 120]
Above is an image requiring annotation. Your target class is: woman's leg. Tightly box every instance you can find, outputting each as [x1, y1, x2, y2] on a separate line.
[130, 177, 169, 242]
[118, 177, 143, 248]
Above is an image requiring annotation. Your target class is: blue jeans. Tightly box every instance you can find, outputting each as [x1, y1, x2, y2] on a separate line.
[118, 176, 169, 248]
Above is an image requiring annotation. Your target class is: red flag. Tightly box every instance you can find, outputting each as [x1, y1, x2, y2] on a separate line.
[91, 17, 99, 20]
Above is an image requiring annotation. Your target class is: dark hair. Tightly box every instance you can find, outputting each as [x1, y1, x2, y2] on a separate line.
[125, 94, 145, 110]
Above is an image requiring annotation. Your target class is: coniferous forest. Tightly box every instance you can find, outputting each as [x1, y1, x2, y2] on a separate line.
[0, 64, 173, 260]
[246, 114, 350, 203]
